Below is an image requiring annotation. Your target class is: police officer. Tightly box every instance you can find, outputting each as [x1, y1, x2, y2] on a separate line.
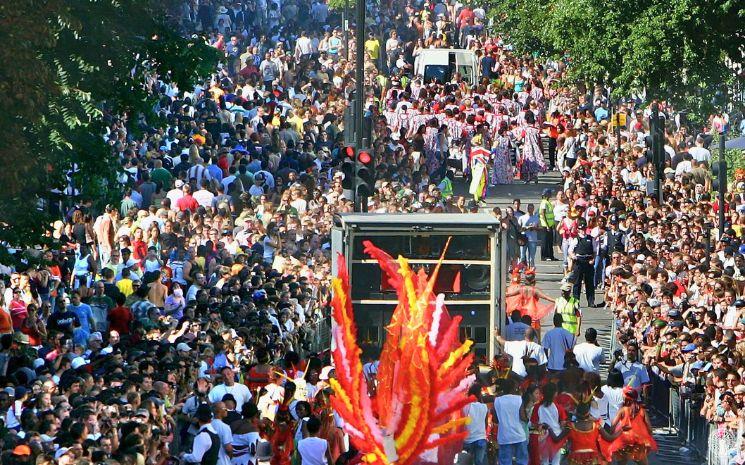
[539, 188, 557, 261]
[571, 218, 596, 307]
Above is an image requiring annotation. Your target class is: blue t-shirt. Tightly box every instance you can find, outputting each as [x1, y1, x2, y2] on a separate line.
[69, 303, 93, 334]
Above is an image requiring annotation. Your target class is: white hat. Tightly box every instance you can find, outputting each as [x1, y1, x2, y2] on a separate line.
[175, 180, 185, 188]
[71, 357, 88, 370]
[319, 366, 335, 380]
[33, 358, 46, 369]
[88, 332, 103, 342]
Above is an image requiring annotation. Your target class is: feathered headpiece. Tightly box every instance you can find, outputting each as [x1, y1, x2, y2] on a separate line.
[329, 240, 475, 465]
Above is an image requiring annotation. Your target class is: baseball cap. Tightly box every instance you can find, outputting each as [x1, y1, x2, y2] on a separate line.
[12, 445, 31, 456]
[176, 342, 192, 353]
[55, 448, 73, 460]
[682, 343, 697, 353]
[71, 357, 88, 370]
[175, 180, 185, 188]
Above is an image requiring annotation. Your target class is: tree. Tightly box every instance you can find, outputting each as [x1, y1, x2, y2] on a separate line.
[487, 0, 744, 108]
[0, 0, 219, 264]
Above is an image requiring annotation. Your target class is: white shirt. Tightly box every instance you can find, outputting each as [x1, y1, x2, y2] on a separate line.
[689, 146, 711, 163]
[573, 342, 605, 373]
[493, 394, 526, 444]
[183, 424, 219, 463]
[600, 385, 624, 425]
[298, 436, 328, 465]
[537, 403, 562, 435]
[463, 401, 488, 443]
[211, 418, 234, 465]
[166, 188, 184, 210]
[503, 340, 547, 377]
[208, 383, 252, 411]
[193, 189, 216, 208]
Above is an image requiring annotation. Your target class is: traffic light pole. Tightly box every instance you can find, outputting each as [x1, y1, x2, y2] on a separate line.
[343, 0, 349, 61]
[650, 103, 662, 203]
[353, 0, 365, 212]
[719, 130, 726, 238]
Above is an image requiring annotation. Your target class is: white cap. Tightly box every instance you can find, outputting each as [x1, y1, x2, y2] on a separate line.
[175, 179, 185, 188]
[71, 357, 88, 370]
[319, 366, 335, 380]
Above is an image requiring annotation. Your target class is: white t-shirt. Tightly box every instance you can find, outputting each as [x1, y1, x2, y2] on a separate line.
[208, 383, 253, 411]
[503, 340, 547, 377]
[600, 385, 624, 425]
[573, 342, 604, 373]
[493, 394, 526, 445]
[297, 436, 328, 465]
[537, 403, 562, 435]
[463, 401, 488, 443]
[210, 418, 234, 465]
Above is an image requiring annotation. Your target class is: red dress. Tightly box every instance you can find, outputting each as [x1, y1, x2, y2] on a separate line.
[506, 284, 553, 327]
[607, 407, 657, 461]
[565, 421, 611, 465]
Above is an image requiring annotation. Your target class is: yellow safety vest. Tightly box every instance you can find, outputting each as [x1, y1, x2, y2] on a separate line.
[539, 199, 555, 227]
[555, 295, 580, 335]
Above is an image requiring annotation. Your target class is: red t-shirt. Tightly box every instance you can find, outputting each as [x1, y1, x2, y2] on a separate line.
[109, 305, 133, 335]
[177, 194, 199, 212]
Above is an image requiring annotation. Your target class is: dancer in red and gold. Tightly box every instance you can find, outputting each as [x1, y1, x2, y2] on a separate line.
[506, 268, 555, 336]
[608, 387, 657, 465]
[269, 406, 295, 465]
[554, 401, 621, 465]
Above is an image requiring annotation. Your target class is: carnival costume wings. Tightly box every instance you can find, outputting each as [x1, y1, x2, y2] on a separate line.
[329, 240, 476, 465]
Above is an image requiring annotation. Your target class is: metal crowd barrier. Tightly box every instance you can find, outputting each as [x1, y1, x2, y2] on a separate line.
[609, 318, 715, 463]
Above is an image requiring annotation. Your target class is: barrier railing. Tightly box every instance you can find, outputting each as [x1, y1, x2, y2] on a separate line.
[609, 318, 715, 463]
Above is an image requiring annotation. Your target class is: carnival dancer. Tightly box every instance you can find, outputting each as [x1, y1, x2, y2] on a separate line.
[553, 402, 623, 465]
[518, 112, 547, 183]
[269, 406, 295, 465]
[468, 134, 489, 202]
[469, 135, 490, 203]
[491, 124, 514, 185]
[531, 383, 566, 465]
[506, 269, 555, 335]
[608, 388, 657, 465]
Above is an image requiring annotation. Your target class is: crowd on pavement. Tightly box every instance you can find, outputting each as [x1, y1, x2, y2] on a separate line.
[1, 0, 744, 464]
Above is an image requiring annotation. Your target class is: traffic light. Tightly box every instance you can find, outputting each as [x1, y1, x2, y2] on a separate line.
[341, 146, 355, 191]
[356, 149, 374, 198]
[712, 160, 727, 193]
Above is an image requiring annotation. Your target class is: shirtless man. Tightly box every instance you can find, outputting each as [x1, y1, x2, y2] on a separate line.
[147, 271, 169, 308]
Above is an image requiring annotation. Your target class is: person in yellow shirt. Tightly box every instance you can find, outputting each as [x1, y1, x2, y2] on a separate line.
[116, 268, 134, 297]
[287, 109, 304, 134]
[365, 32, 380, 62]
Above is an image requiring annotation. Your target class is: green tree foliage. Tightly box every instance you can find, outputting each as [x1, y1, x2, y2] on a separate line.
[487, 0, 744, 103]
[0, 0, 218, 263]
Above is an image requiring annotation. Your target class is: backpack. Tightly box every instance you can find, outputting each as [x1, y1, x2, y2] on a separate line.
[199, 429, 221, 465]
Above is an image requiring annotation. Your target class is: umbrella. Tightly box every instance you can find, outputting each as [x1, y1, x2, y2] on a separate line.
[725, 136, 745, 150]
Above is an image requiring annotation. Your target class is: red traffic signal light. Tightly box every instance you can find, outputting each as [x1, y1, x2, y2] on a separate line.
[358, 150, 372, 164]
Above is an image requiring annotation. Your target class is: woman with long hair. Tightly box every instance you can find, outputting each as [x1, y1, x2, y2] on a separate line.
[608, 388, 657, 465]
[553, 401, 622, 465]
[534, 383, 566, 465]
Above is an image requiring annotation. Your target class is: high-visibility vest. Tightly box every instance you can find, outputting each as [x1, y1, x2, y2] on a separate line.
[539, 198, 555, 227]
[555, 295, 580, 334]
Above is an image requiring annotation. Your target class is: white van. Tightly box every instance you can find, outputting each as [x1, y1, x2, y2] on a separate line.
[414, 48, 480, 86]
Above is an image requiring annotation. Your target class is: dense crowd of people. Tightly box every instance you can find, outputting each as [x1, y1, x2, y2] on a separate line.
[1, 0, 744, 464]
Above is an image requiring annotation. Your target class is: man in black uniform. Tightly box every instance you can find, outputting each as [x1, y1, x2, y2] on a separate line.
[571, 218, 597, 307]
